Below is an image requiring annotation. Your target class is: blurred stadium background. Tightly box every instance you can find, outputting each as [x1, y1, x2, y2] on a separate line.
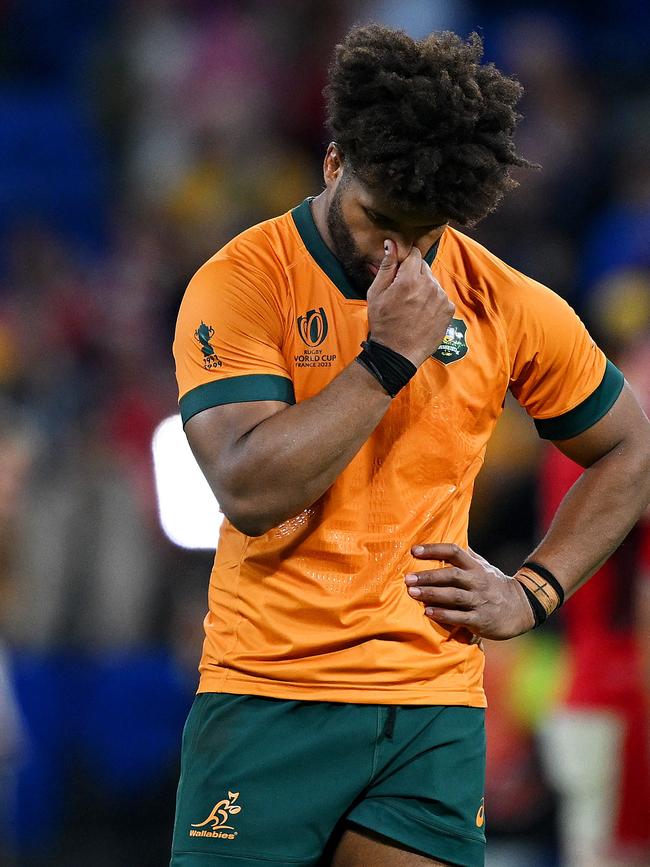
[0, 1, 648, 865]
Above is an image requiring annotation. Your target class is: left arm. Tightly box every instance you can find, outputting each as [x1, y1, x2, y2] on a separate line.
[527, 383, 650, 597]
[405, 383, 650, 639]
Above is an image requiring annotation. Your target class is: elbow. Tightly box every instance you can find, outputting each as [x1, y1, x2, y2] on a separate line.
[216, 471, 314, 537]
[229, 515, 273, 538]
[208, 469, 276, 536]
[220, 496, 276, 537]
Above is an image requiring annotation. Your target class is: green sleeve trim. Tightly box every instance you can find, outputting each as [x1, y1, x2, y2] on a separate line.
[180, 374, 295, 425]
[534, 359, 624, 440]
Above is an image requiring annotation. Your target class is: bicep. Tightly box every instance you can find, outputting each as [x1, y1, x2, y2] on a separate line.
[185, 401, 289, 494]
[552, 383, 650, 468]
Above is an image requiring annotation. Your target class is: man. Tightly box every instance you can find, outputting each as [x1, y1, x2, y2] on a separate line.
[170, 25, 650, 867]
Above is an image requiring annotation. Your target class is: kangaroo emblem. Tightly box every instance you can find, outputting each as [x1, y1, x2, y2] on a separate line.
[191, 791, 242, 831]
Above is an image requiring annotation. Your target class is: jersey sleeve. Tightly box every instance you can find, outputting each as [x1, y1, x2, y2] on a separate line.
[173, 254, 295, 425]
[505, 272, 624, 440]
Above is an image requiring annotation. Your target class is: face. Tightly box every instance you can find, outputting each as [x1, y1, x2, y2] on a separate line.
[324, 149, 447, 293]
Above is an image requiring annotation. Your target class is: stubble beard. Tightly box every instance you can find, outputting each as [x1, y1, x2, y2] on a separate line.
[326, 185, 374, 294]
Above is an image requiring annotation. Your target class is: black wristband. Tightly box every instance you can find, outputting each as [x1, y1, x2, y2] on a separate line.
[517, 582, 547, 628]
[355, 339, 417, 398]
[522, 561, 565, 607]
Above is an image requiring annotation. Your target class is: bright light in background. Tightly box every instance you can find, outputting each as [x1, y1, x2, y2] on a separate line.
[152, 414, 223, 549]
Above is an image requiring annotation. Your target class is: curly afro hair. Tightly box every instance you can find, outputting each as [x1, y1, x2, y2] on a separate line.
[324, 25, 535, 226]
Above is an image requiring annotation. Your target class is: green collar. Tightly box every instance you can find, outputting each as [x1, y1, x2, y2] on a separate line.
[291, 198, 441, 301]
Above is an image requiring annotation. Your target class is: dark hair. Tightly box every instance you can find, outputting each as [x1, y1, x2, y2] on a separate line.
[324, 25, 535, 225]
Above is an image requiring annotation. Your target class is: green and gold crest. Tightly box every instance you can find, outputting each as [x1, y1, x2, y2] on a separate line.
[432, 318, 468, 364]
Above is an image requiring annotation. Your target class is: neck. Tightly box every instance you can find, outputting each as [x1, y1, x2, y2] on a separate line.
[309, 191, 335, 253]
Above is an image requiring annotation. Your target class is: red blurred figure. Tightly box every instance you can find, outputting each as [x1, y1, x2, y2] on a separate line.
[539, 435, 650, 866]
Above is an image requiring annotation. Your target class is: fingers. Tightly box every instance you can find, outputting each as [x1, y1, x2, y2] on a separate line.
[411, 543, 476, 569]
[424, 607, 478, 631]
[407, 584, 475, 609]
[467, 545, 491, 569]
[404, 546, 532, 639]
[369, 239, 399, 293]
[381, 238, 398, 268]
[405, 566, 473, 589]
[404, 546, 481, 626]
[399, 245, 423, 276]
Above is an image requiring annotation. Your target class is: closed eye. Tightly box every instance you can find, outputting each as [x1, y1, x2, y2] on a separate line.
[364, 207, 443, 235]
[364, 208, 395, 229]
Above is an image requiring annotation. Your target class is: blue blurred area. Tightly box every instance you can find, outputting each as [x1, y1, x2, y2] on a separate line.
[0, 0, 115, 265]
[582, 206, 650, 289]
[0, 88, 108, 260]
[9, 649, 193, 855]
[2, 0, 114, 82]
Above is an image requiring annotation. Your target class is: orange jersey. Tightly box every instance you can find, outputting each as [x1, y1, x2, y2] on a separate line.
[173, 198, 623, 706]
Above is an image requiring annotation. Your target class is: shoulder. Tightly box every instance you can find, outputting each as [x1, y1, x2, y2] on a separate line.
[440, 227, 549, 302]
[185, 210, 301, 312]
[439, 226, 574, 327]
[204, 209, 300, 280]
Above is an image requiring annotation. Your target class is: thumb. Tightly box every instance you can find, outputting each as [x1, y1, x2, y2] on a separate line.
[372, 239, 398, 290]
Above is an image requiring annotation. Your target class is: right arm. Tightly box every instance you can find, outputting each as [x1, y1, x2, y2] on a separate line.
[185, 241, 454, 536]
[186, 361, 390, 536]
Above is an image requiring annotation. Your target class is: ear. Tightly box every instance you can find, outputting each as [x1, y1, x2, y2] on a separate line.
[323, 142, 345, 186]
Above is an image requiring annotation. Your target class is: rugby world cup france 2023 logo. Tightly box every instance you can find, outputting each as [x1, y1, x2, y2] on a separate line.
[295, 307, 336, 368]
[297, 307, 328, 347]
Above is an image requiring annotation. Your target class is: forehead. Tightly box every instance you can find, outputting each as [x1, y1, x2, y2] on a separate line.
[343, 174, 445, 228]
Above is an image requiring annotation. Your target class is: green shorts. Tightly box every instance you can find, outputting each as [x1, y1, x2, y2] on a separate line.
[170, 694, 486, 867]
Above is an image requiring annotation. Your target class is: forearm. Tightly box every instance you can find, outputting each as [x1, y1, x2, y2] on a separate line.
[529, 439, 650, 599]
[223, 361, 391, 534]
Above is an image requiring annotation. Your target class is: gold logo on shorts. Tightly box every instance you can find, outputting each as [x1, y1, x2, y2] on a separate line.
[475, 797, 485, 828]
[189, 790, 242, 840]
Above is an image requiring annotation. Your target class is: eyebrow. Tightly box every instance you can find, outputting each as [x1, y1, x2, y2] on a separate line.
[364, 206, 442, 232]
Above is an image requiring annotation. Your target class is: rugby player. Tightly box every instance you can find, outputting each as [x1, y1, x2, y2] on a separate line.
[170, 25, 650, 867]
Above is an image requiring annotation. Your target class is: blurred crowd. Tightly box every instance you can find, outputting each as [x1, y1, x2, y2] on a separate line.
[0, 1, 648, 865]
